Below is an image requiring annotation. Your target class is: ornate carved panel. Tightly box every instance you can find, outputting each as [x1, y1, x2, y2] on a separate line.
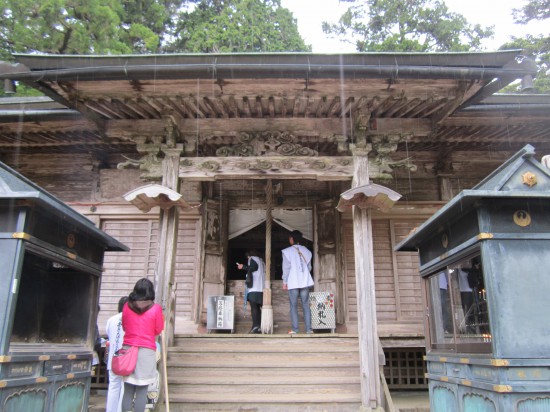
[215, 131, 318, 157]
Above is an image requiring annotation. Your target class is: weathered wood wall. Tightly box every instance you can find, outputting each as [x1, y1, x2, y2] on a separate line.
[1, 153, 99, 202]
[100, 219, 156, 330]
[0, 151, 447, 342]
[98, 216, 201, 334]
[343, 212, 427, 338]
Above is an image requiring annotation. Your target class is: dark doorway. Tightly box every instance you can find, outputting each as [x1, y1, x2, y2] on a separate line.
[227, 220, 313, 281]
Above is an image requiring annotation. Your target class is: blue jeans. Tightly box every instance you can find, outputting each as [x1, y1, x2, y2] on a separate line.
[288, 287, 312, 333]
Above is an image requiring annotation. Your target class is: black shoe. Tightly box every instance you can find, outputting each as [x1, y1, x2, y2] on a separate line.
[249, 326, 259, 334]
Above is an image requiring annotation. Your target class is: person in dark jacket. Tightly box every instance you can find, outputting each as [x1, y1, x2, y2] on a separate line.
[237, 250, 266, 334]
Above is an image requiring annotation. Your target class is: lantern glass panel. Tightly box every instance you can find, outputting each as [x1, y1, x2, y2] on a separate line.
[428, 253, 491, 353]
[10, 251, 96, 348]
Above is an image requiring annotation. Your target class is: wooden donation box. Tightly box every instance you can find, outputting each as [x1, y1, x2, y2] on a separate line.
[0, 162, 128, 412]
[396, 145, 550, 412]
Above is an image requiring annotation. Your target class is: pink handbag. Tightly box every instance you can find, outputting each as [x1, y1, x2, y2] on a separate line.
[111, 346, 138, 376]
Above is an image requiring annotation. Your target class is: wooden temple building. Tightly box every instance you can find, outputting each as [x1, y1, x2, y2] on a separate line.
[1, 51, 549, 411]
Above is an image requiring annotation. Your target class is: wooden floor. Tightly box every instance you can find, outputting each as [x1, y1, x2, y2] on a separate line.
[175, 317, 350, 335]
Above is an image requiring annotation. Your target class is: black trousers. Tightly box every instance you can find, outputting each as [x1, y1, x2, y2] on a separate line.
[250, 300, 262, 329]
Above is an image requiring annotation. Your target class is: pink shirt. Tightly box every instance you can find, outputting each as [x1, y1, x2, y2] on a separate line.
[122, 303, 164, 350]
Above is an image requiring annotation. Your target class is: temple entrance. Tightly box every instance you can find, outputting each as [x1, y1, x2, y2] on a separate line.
[198, 179, 347, 333]
[227, 220, 314, 282]
[226, 209, 314, 332]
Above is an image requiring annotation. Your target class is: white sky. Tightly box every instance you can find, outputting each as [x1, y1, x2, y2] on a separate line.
[280, 0, 548, 52]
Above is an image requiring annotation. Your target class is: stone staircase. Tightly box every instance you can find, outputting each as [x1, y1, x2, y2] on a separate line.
[163, 334, 362, 411]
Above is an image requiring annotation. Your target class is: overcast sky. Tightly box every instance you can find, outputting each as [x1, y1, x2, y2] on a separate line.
[280, 0, 547, 52]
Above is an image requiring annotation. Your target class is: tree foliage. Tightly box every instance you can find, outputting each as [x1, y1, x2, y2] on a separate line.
[166, 0, 310, 52]
[0, 0, 308, 57]
[500, 0, 550, 93]
[512, 0, 550, 23]
[0, 0, 183, 59]
[0, 0, 309, 95]
[322, 0, 494, 52]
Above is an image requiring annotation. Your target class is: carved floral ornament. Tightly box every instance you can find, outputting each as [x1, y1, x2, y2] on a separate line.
[215, 131, 318, 157]
[115, 131, 418, 180]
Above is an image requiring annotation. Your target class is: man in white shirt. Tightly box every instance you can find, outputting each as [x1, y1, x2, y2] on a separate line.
[105, 296, 128, 412]
[282, 230, 314, 334]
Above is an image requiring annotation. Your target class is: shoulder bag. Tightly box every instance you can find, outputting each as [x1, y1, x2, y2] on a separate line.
[112, 345, 138, 376]
[111, 313, 138, 376]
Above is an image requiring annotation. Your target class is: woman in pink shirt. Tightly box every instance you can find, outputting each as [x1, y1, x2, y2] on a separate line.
[121, 278, 164, 412]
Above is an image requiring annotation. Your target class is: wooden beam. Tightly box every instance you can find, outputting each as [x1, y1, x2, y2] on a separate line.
[368, 118, 432, 136]
[106, 116, 433, 141]
[177, 156, 354, 181]
[106, 119, 165, 139]
[442, 116, 549, 127]
[106, 118, 359, 137]
[431, 81, 469, 124]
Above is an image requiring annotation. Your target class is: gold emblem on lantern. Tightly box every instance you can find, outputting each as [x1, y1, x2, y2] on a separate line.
[522, 171, 537, 187]
[513, 210, 531, 227]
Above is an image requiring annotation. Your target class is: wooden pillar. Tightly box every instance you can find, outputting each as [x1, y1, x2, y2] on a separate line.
[351, 145, 382, 410]
[156, 149, 181, 316]
[261, 180, 274, 334]
[438, 175, 454, 201]
[434, 152, 455, 201]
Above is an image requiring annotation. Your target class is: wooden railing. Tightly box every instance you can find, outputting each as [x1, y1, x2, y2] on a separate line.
[157, 282, 177, 411]
[380, 368, 397, 412]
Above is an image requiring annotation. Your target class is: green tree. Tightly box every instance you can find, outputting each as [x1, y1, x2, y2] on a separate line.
[322, 0, 494, 52]
[166, 0, 311, 52]
[0, 0, 182, 59]
[0, 0, 186, 95]
[513, 0, 550, 23]
[500, 0, 549, 93]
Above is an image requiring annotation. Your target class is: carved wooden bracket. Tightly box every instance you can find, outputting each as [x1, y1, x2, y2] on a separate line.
[369, 134, 417, 179]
